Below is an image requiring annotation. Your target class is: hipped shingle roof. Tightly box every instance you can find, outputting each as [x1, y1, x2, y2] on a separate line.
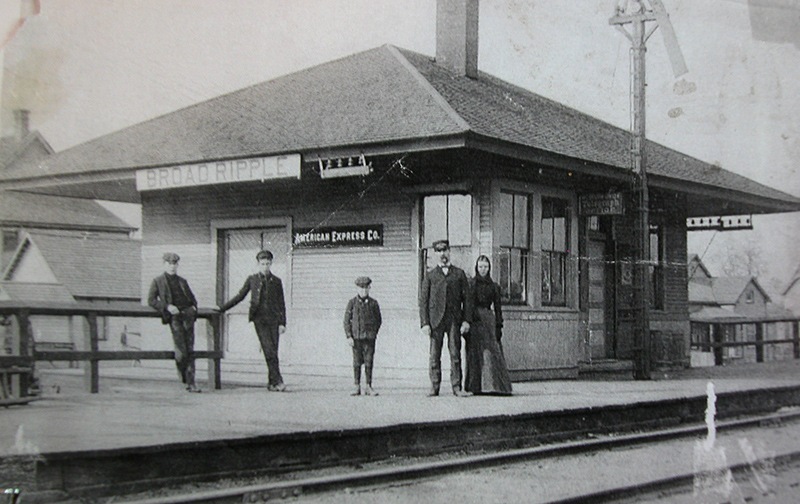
[2, 45, 797, 209]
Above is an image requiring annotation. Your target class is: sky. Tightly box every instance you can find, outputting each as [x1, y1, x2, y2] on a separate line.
[1, 0, 799, 293]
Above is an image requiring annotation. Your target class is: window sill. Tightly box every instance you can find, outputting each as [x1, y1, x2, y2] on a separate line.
[502, 305, 579, 314]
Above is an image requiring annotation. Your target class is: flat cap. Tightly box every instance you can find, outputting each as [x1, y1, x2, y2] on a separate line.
[432, 239, 450, 251]
[256, 249, 273, 261]
[355, 276, 372, 287]
[162, 252, 180, 263]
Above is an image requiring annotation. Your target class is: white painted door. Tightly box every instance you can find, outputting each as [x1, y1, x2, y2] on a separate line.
[222, 227, 289, 361]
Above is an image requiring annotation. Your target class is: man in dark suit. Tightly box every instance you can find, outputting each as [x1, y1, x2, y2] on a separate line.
[148, 252, 200, 392]
[220, 249, 287, 391]
[419, 240, 472, 397]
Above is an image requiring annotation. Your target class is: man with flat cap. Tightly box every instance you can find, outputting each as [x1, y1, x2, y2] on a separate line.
[343, 276, 382, 396]
[220, 249, 287, 391]
[419, 239, 473, 397]
[148, 252, 200, 392]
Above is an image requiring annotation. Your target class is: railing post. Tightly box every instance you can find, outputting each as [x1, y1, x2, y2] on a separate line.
[755, 323, 764, 363]
[712, 323, 723, 366]
[84, 311, 100, 393]
[209, 313, 222, 390]
[793, 321, 799, 360]
[17, 309, 33, 397]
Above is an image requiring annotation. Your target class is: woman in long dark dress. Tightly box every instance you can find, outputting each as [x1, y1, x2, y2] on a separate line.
[465, 255, 512, 395]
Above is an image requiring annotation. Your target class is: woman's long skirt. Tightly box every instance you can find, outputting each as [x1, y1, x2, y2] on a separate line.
[465, 307, 512, 395]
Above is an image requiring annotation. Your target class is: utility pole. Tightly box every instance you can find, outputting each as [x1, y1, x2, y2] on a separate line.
[609, 0, 687, 380]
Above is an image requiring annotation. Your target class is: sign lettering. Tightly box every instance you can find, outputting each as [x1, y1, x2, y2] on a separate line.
[579, 192, 624, 216]
[293, 225, 384, 248]
[136, 154, 301, 191]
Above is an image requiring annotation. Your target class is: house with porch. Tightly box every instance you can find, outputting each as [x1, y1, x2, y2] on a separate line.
[688, 255, 797, 366]
[1, 230, 142, 366]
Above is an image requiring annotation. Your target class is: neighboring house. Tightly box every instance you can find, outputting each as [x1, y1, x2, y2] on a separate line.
[0, 110, 53, 171]
[782, 265, 800, 317]
[0, 110, 144, 368]
[0, 191, 137, 270]
[688, 255, 795, 366]
[2, 2, 800, 379]
[1, 230, 143, 361]
[0, 109, 137, 271]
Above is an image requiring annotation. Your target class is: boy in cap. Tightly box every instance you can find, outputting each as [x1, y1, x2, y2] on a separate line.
[220, 249, 288, 391]
[148, 252, 200, 392]
[343, 276, 382, 396]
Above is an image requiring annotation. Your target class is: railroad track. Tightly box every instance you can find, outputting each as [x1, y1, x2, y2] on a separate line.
[113, 409, 800, 504]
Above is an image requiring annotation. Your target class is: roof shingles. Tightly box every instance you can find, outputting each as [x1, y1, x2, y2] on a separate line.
[24, 232, 141, 300]
[1, 45, 797, 209]
[0, 191, 133, 230]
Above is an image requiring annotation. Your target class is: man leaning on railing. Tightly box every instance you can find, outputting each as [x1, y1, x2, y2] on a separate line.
[147, 252, 201, 393]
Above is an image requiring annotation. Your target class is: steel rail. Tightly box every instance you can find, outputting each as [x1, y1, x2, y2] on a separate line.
[119, 409, 800, 504]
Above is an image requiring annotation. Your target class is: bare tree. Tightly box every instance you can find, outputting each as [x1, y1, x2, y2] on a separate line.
[720, 240, 765, 277]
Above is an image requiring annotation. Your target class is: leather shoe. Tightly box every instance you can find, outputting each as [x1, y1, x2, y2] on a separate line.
[452, 388, 472, 397]
[427, 387, 439, 397]
[186, 384, 201, 393]
[350, 385, 361, 396]
[364, 385, 378, 396]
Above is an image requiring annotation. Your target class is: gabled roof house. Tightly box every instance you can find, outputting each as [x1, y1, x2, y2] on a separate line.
[1, 230, 141, 304]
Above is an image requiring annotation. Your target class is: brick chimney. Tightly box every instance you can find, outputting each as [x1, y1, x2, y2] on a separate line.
[436, 0, 479, 78]
[13, 109, 30, 141]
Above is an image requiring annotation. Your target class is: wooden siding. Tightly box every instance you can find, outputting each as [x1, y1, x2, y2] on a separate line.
[476, 180, 492, 257]
[142, 182, 415, 249]
[141, 182, 424, 373]
[502, 309, 582, 372]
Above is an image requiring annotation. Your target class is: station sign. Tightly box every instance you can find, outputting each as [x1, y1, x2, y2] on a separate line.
[579, 192, 624, 216]
[293, 225, 383, 248]
[135, 154, 301, 191]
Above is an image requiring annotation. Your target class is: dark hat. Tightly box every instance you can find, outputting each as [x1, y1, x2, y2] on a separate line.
[256, 249, 273, 261]
[355, 276, 372, 288]
[432, 239, 450, 251]
[162, 252, 180, 263]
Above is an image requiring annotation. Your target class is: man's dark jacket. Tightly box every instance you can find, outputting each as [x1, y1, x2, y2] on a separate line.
[221, 273, 286, 325]
[419, 265, 472, 329]
[148, 273, 197, 324]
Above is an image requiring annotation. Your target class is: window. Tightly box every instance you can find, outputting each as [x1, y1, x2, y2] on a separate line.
[649, 225, 665, 310]
[423, 194, 472, 247]
[541, 198, 569, 307]
[422, 194, 472, 269]
[2, 229, 19, 254]
[497, 192, 529, 303]
[745, 290, 755, 304]
[1, 229, 20, 272]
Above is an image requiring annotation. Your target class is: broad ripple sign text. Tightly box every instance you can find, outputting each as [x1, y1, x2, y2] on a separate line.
[136, 154, 301, 191]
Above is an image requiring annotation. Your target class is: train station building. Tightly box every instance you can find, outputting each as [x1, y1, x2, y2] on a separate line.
[2, 1, 799, 382]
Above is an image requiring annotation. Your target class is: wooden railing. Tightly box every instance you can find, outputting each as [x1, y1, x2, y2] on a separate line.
[0, 300, 222, 402]
[691, 318, 800, 366]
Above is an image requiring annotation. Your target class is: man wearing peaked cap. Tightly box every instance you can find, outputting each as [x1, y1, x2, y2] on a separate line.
[344, 275, 382, 396]
[148, 252, 200, 392]
[419, 238, 472, 397]
[432, 239, 449, 251]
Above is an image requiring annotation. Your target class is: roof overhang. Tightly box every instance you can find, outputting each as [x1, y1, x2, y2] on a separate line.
[651, 175, 800, 217]
[1, 133, 798, 218]
[0, 135, 467, 203]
